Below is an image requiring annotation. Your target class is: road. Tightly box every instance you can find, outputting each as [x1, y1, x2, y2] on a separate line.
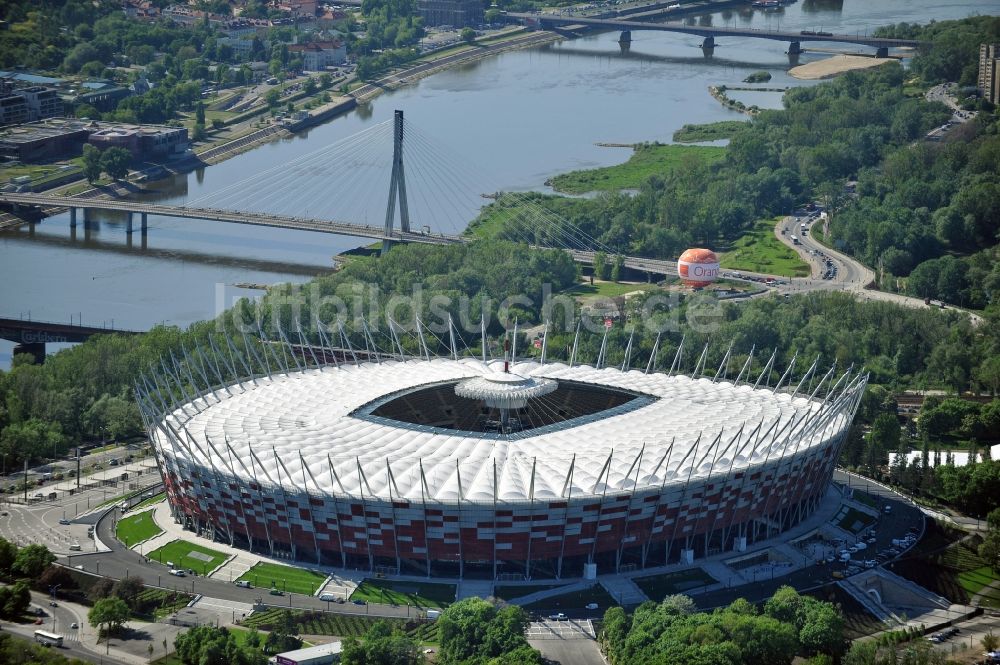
[772, 213, 983, 324]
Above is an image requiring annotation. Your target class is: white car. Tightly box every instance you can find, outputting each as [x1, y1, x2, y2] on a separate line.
[548, 613, 567, 621]
[169, 569, 186, 577]
[585, 603, 599, 610]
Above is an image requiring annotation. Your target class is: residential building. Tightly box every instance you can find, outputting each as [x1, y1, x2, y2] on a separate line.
[287, 40, 346, 70]
[979, 43, 1000, 105]
[418, 0, 483, 27]
[0, 85, 63, 126]
[0, 92, 28, 126]
[22, 87, 63, 120]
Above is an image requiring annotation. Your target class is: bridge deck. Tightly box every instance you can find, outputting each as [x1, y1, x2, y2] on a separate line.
[510, 13, 923, 48]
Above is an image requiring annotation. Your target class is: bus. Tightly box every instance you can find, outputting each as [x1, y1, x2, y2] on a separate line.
[34, 630, 63, 647]
[790, 235, 801, 245]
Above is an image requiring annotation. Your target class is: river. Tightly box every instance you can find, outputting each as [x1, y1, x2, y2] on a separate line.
[0, 0, 996, 364]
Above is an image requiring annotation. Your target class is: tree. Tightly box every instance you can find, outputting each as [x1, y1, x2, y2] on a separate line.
[341, 620, 422, 665]
[112, 576, 146, 610]
[593, 252, 608, 281]
[12, 544, 55, 579]
[99, 147, 132, 181]
[0, 580, 30, 618]
[303, 77, 318, 96]
[195, 102, 206, 125]
[983, 631, 999, 653]
[82, 144, 103, 184]
[89, 597, 131, 639]
[265, 88, 281, 108]
[461, 27, 476, 44]
[0, 537, 16, 577]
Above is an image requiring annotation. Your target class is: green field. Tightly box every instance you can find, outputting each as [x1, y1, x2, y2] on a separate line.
[547, 144, 726, 194]
[672, 121, 749, 143]
[149, 540, 230, 575]
[719, 218, 811, 277]
[116, 510, 162, 546]
[242, 608, 440, 642]
[957, 567, 1000, 608]
[237, 562, 328, 595]
[633, 568, 718, 601]
[350, 578, 456, 609]
[565, 281, 657, 299]
[523, 585, 618, 611]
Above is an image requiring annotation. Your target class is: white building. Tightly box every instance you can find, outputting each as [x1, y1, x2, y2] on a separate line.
[276, 641, 342, 665]
[287, 40, 346, 70]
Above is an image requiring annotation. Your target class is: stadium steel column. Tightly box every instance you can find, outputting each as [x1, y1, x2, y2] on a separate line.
[382, 110, 410, 256]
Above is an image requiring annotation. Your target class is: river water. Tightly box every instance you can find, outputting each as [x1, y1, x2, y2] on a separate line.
[0, 0, 996, 363]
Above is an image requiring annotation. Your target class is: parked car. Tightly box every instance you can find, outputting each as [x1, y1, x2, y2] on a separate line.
[58, 518, 71, 525]
[548, 613, 568, 621]
[585, 603, 599, 610]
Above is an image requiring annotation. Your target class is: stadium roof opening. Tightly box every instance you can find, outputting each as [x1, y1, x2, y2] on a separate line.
[362, 378, 653, 436]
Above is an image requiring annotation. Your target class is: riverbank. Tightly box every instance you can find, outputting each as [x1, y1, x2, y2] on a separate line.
[789, 54, 895, 80]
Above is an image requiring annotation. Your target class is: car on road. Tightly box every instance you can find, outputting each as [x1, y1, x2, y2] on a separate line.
[352, 599, 366, 605]
[169, 569, 186, 577]
[269, 588, 284, 595]
[548, 613, 568, 621]
[320, 593, 337, 602]
[235, 580, 252, 588]
[585, 603, 599, 610]
[59, 518, 71, 525]
[70, 623, 78, 629]
[49, 601, 57, 607]
[68, 543, 81, 551]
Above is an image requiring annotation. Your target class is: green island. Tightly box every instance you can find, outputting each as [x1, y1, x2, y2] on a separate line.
[743, 70, 773, 83]
[148, 541, 230, 575]
[672, 120, 750, 143]
[546, 144, 726, 194]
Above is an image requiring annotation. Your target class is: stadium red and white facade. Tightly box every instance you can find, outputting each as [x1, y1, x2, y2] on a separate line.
[137, 337, 866, 580]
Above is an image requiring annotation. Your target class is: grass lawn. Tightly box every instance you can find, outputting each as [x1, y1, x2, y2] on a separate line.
[836, 507, 876, 534]
[350, 578, 456, 609]
[719, 218, 811, 277]
[523, 585, 618, 611]
[957, 567, 1000, 608]
[116, 510, 162, 546]
[243, 608, 440, 643]
[548, 144, 726, 194]
[672, 120, 749, 143]
[565, 281, 657, 299]
[237, 562, 327, 595]
[493, 583, 565, 601]
[633, 568, 718, 601]
[149, 540, 230, 575]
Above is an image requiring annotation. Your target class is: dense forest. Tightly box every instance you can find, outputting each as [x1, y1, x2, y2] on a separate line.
[601, 588, 843, 665]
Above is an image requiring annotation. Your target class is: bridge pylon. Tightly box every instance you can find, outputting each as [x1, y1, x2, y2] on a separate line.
[382, 109, 411, 256]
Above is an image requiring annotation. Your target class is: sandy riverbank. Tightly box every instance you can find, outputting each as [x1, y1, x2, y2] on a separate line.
[789, 55, 894, 80]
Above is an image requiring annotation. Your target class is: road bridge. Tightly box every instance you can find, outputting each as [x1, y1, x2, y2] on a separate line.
[0, 316, 141, 361]
[0, 191, 462, 247]
[509, 12, 924, 55]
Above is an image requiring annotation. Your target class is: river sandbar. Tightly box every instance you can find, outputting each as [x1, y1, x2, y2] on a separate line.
[789, 55, 894, 80]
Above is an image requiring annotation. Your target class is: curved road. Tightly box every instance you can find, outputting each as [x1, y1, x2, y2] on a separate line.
[773, 214, 983, 324]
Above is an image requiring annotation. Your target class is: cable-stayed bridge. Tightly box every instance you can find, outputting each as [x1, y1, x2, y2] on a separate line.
[1, 110, 673, 273]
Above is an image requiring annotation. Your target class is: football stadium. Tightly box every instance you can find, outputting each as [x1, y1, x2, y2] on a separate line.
[136, 330, 867, 580]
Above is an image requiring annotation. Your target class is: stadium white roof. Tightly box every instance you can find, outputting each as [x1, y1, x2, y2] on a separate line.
[154, 358, 857, 503]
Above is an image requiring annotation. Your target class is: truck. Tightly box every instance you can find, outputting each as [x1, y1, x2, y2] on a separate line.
[790, 235, 801, 245]
[34, 630, 64, 647]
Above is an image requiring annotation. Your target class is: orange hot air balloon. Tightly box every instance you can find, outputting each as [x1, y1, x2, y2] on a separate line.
[677, 248, 720, 287]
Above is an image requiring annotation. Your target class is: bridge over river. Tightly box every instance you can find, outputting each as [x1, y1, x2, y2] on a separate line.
[508, 12, 925, 55]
